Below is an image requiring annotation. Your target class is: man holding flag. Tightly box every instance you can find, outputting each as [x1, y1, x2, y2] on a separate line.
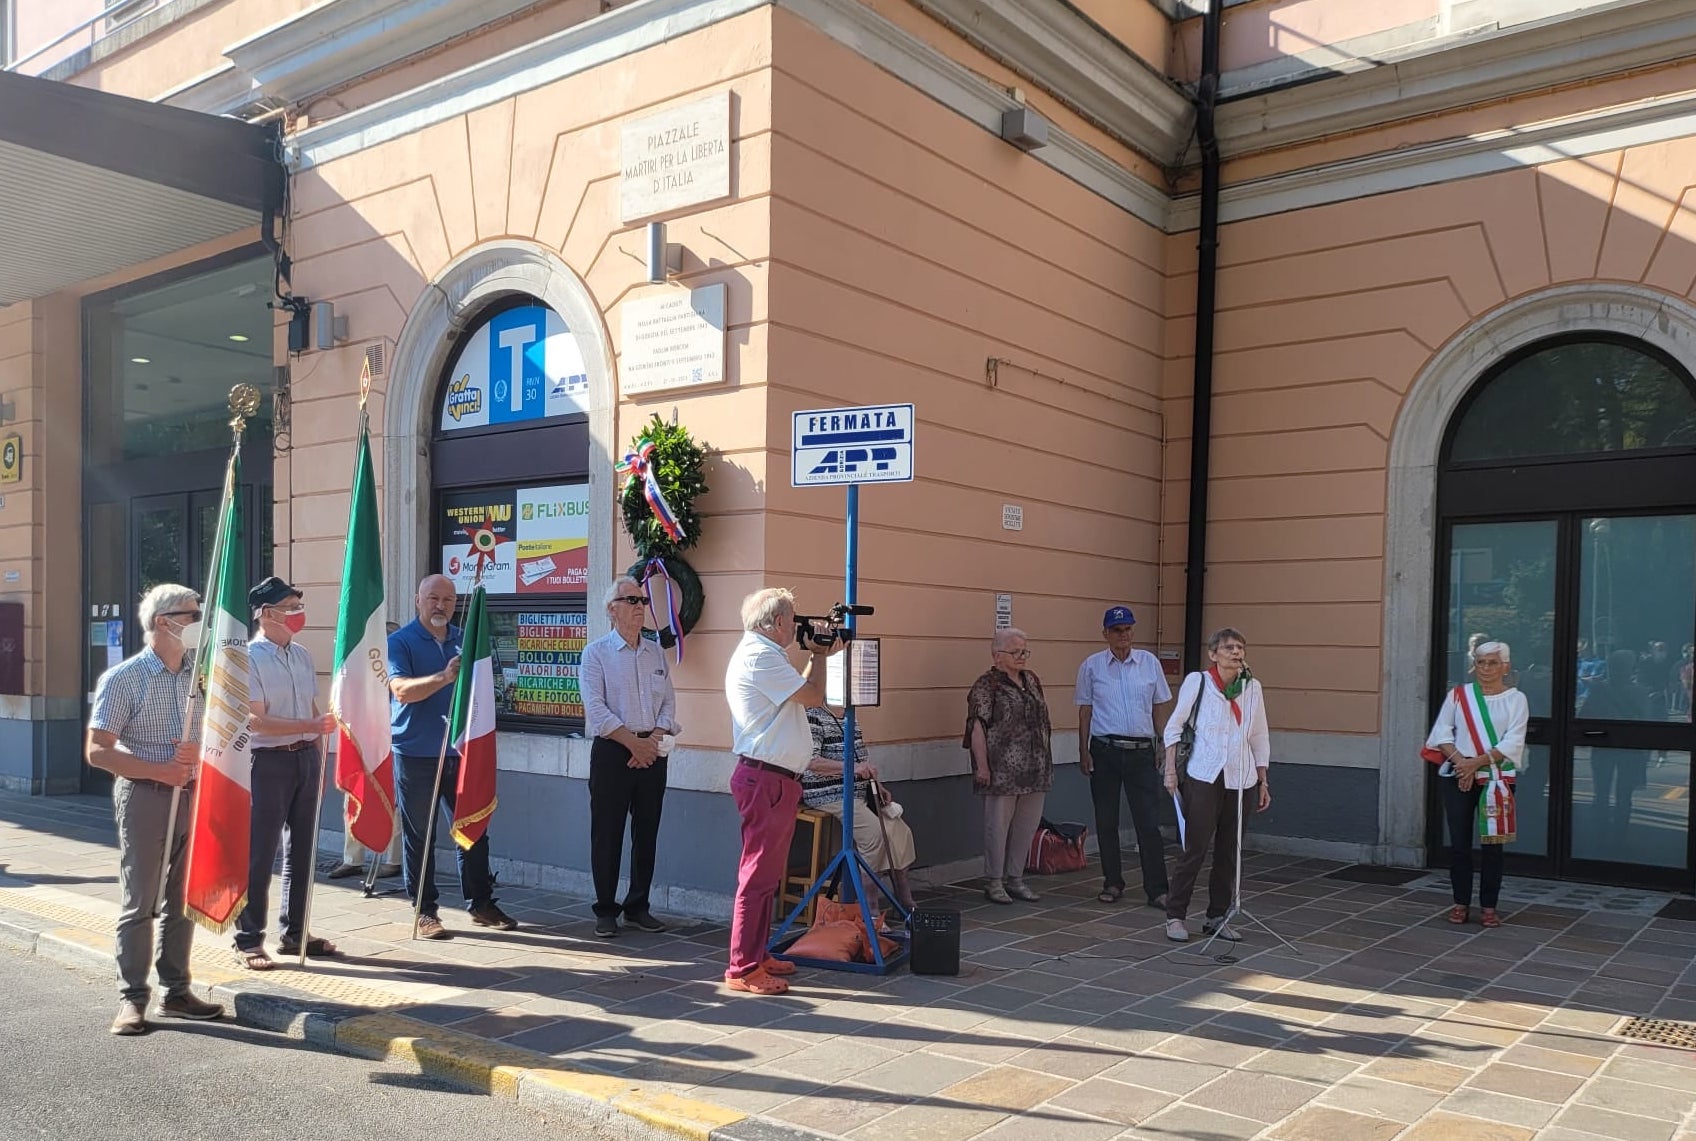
[389, 574, 516, 938]
[85, 584, 225, 1035]
[234, 576, 338, 968]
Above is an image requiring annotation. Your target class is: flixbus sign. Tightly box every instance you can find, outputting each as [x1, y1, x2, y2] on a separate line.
[791, 403, 915, 487]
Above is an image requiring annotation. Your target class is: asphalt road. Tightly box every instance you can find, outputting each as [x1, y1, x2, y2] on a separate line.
[0, 945, 580, 1141]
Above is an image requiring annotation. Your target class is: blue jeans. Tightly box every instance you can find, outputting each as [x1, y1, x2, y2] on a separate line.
[396, 751, 496, 916]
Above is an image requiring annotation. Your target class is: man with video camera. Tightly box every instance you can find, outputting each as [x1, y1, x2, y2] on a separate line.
[722, 587, 844, 995]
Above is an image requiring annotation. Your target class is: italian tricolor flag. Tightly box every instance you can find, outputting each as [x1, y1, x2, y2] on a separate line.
[449, 585, 498, 848]
[184, 444, 254, 931]
[330, 421, 396, 853]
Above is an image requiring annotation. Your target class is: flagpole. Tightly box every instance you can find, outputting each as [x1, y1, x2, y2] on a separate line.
[304, 381, 378, 964]
[156, 385, 255, 919]
[411, 716, 453, 940]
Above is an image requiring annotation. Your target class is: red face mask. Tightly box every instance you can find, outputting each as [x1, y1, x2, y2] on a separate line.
[280, 611, 306, 635]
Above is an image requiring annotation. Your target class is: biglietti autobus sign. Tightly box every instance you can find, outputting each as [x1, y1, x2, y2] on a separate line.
[791, 403, 915, 487]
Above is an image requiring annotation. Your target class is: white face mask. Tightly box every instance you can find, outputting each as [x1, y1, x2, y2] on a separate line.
[172, 618, 203, 650]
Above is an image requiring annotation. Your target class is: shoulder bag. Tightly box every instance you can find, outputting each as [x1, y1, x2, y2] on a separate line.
[1174, 674, 1205, 779]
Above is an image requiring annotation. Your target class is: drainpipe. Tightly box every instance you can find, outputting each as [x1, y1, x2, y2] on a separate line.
[1182, 0, 1223, 673]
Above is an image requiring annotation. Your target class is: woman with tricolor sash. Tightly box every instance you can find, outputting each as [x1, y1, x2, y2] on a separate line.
[1424, 640, 1528, 928]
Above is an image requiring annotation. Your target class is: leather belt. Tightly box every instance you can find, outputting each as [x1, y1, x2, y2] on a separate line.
[738, 755, 799, 781]
[255, 740, 316, 753]
[1094, 735, 1153, 749]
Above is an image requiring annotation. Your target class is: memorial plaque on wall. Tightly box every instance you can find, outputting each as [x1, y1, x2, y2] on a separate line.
[619, 283, 727, 395]
[620, 92, 732, 222]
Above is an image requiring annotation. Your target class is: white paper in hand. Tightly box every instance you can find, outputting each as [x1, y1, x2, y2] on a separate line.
[1172, 791, 1186, 848]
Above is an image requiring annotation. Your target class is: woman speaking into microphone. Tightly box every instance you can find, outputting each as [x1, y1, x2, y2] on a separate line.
[1161, 628, 1271, 943]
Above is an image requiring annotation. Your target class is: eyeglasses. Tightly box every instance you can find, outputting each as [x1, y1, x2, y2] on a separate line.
[617, 596, 649, 607]
[163, 610, 203, 622]
[268, 605, 305, 615]
[996, 648, 1031, 659]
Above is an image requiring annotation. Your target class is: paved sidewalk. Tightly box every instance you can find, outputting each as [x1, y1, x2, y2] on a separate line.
[4, 791, 1696, 1140]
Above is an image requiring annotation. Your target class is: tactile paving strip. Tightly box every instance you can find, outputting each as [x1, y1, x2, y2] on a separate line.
[0, 885, 414, 1010]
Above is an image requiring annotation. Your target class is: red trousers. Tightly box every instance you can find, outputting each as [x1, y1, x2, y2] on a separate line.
[726, 763, 801, 978]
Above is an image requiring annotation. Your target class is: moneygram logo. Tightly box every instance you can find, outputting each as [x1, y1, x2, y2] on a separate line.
[445, 373, 482, 421]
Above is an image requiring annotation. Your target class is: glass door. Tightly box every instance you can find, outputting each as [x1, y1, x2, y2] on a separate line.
[1568, 514, 1696, 878]
[1436, 520, 1558, 867]
[1432, 513, 1696, 888]
[130, 488, 226, 650]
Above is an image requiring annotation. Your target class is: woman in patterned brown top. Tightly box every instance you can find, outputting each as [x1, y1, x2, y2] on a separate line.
[964, 627, 1053, 905]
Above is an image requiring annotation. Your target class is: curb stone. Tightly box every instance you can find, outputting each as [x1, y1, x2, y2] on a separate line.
[0, 900, 831, 1141]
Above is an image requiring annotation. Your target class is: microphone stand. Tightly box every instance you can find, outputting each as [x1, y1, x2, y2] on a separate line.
[1179, 673, 1301, 963]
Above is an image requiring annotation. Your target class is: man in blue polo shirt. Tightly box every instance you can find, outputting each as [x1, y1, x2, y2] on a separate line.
[390, 574, 516, 939]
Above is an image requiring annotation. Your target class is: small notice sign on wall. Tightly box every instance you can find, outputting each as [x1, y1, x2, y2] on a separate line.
[995, 593, 1013, 629]
[620, 92, 732, 222]
[1001, 504, 1023, 531]
[619, 283, 727, 396]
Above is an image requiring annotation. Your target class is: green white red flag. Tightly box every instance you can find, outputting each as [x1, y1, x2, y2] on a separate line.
[448, 585, 498, 848]
[184, 444, 254, 931]
[330, 420, 396, 853]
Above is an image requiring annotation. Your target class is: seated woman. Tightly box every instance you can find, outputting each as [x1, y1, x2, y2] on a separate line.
[802, 706, 917, 912]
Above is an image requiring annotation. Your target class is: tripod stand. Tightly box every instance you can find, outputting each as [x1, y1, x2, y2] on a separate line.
[1173, 681, 1302, 964]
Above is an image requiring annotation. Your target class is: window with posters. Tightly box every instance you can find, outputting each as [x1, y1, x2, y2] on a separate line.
[431, 296, 596, 735]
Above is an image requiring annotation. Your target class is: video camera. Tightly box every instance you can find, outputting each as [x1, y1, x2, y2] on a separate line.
[794, 602, 874, 651]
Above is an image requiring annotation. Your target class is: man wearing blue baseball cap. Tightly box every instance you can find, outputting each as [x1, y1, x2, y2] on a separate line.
[1076, 605, 1171, 907]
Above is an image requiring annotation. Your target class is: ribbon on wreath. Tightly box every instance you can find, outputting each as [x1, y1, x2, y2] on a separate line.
[616, 440, 686, 543]
[641, 556, 685, 666]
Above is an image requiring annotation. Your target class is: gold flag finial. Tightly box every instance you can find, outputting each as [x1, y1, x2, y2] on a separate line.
[358, 355, 373, 410]
[229, 383, 262, 435]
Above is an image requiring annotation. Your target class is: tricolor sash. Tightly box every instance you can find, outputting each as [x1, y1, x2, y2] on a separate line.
[1456, 683, 1517, 845]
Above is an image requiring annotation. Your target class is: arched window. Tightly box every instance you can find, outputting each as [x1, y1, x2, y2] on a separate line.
[431, 295, 595, 734]
[1446, 336, 1696, 464]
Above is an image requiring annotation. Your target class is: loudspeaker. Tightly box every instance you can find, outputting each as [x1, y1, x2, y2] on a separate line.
[908, 905, 960, 976]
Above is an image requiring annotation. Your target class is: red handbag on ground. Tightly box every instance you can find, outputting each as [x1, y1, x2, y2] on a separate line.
[1026, 819, 1088, 875]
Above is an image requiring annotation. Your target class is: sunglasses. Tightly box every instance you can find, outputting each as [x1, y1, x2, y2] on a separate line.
[617, 596, 649, 606]
[163, 610, 203, 622]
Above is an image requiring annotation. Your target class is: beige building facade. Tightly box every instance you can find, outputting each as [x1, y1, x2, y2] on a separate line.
[4, 0, 1696, 907]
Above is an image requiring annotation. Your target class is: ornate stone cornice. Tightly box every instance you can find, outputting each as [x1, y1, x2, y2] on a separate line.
[225, 0, 546, 105]
[907, 0, 1193, 165]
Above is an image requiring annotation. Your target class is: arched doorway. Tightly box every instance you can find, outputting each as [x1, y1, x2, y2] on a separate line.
[1429, 334, 1696, 889]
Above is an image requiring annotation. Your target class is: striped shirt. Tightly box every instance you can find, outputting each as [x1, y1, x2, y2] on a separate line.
[89, 647, 202, 767]
[800, 706, 870, 808]
[248, 634, 318, 748]
[580, 629, 678, 739]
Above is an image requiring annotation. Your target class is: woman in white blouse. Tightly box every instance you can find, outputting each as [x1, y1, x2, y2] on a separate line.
[1160, 628, 1271, 943]
[1424, 640, 1528, 928]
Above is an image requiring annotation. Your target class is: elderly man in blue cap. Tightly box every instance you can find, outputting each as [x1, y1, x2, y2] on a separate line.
[1075, 605, 1172, 907]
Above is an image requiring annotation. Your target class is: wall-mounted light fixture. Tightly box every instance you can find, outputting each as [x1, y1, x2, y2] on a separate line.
[646, 221, 683, 284]
[1000, 106, 1050, 151]
[312, 300, 349, 351]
